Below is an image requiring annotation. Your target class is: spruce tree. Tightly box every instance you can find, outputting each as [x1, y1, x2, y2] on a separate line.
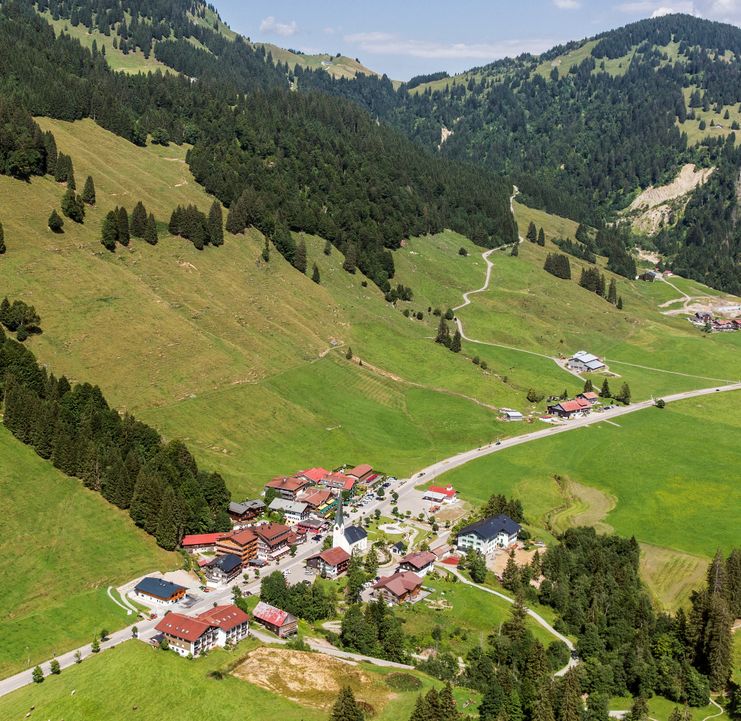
[129, 469, 165, 535]
[81, 175, 96, 205]
[346, 347, 353, 360]
[703, 593, 732, 690]
[207, 201, 224, 246]
[130, 201, 147, 237]
[101, 211, 118, 251]
[294, 238, 307, 273]
[450, 328, 462, 352]
[600, 378, 611, 398]
[510, 241, 519, 256]
[311, 263, 320, 284]
[342, 243, 357, 274]
[48, 209, 64, 233]
[0, 221, 5, 254]
[144, 213, 158, 245]
[156, 485, 182, 551]
[54, 153, 69, 184]
[537, 227, 545, 246]
[117, 207, 130, 246]
[608, 278, 618, 305]
[558, 670, 583, 721]
[435, 317, 451, 347]
[618, 383, 631, 405]
[617, 296, 623, 310]
[323, 238, 332, 255]
[526, 221, 537, 243]
[329, 686, 364, 721]
[44, 131, 58, 175]
[583, 378, 593, 392]
[61, 189, 84, 223]
[66, 163, 76, 190]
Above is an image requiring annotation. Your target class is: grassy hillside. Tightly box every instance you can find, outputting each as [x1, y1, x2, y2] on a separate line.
[0, 426, 175, 677]
[437, 392, 741, 609]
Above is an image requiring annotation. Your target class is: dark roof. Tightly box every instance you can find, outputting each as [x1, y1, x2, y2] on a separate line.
[391, 541, 407, 552]
[208, 553, 242, 574]
[458, 514, 521, 541]
[134, 577, 186, 599]
[344, 525, 367, 544]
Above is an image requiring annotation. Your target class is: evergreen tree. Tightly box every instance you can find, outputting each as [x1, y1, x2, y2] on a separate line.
[129, 469, 165, 535]
[510, 241, 519, 256]
[101, 211, 118, 251]
[435, 317, 451, 347]
[608, 278, 618, 305]
[346, 347, 353, 360]
[117, 206, 130, 246]
[703, 592, 732, 690]
[156, 485, 183, 551]
[538, 227, 546, 246]
[32, 666, 44, 683]
[47, 209, 64, 233]
[144, 213, 158, 245]
[0, 221, 5, 253]
[329, 686, 364, 721]
[617, 296, 623, 309]
[61, 189, 85, 223]
[346, 552, 367, 603]
[311, 262, 320, 283]
[44, 132, 58, 175]
[81, 175, 96, 205]
[557, 670, 583, 721]
[502, 551, 521, 592]
[526, 221, 537, 243]
[626, 697, 649, 721]
[364, 546, 379, 577]
[600, 378, 611, 398]
[533, 684, 556, 721]
[49, 659, 60, 675]
[130, 201, 147, 237]
[294, 238, 307, 273]
[323, 238, 332, 255]
[207, 201, 224, 246]
[583, 378, 593, 392]
[66, 164, 76, 190]
[617, 383, 631, 405]
[342, 243, 357, 274]
[450, 329, 462, 353]
[54, 153, 69, 184]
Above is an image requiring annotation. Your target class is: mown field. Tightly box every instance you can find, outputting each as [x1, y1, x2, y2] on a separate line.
[438, 392, 741, 609]
[0, 426, 175, 677]
[0, 640, 476, 721]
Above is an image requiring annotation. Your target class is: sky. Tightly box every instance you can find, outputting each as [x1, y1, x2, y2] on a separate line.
[214, 0, 741, 80]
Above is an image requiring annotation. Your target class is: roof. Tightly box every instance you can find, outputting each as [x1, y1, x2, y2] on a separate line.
[347, 463, 373, 478]
[265, 476, 308, 492]
[579, 391, 599, 400]
[428, 485, 457, 498]
[297, 467, 329, 482]
[299, 489, 333, 507]
[571, 350, 600, 363]
[255, 523, 291, 544]
[155, 613, 210, 642]
[344, 525, 368, 545]
[458, 514, 521, 542]
[197, 604, 249, 631]
[374, 571, 422, 598]
[400, 551, 437, 570]
[297, 517, 326, 529]
[252, 601, 296, 628]
[391, 541, 407, 552]
[207, 553, 242, 574]
[553, 400, 585, 413]
[180, 532, 224, 547]
[502, 409, 524, 418]
[268, 498, 309, 515]
[229, 499, 265, 515]
[423, 491, 447, 502]
[134, 577, 186, 600]
[319, 546, 351, 567]
[323, 473, 356, 490]
[220, 528, 257, 547]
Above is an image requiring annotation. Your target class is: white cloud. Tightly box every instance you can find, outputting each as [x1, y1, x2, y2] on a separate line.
[553, 0, 581, 8]
[343, 32, 555, 61]
[617, 0, 741, 22]
[652, 5, 682, 15]
[259, 16, 298, 38]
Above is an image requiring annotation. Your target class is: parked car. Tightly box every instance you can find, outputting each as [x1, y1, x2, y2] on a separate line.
[312, 534, 322, 541]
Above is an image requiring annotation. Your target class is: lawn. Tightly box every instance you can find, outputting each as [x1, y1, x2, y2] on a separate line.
[609, 695, 717, 721]
[0, 640, 476, 720]
[0, 426, 176, 677]
[437, 392, 741, 608]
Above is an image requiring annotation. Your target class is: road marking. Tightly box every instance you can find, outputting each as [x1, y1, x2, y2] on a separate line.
[604, 420, 621, 427]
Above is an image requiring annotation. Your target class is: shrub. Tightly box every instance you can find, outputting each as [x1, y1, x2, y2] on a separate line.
[386, 673, 423, 691]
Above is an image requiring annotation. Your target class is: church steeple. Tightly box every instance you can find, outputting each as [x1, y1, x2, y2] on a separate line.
[334, 498, 344, 530]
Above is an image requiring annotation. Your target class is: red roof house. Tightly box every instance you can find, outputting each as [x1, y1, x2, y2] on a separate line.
[373, 571, 423, 604]
[252, 601, 298, 638]
[398, 551, 437, 576]
[427, 485, 457, 499]
[264, 476, 313, 500]
[346, 464, 374, 481]
[180, 532, 225, 550]
[297, 467, 329, 483]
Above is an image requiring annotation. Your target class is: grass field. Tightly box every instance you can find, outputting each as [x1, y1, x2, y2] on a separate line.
[437, 392, 740, 608]
[0, 426, 175, 677]
[0, 640, 477, 720]
[609, 694, 717, 721]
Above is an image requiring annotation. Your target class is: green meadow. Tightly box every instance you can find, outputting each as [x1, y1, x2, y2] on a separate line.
[0, 426, 175, 677]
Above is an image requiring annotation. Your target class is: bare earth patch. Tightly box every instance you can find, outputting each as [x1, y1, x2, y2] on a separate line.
[233, 648, 390, 710]
[488, 546, 538, 576]
[639, 543, 709, 612]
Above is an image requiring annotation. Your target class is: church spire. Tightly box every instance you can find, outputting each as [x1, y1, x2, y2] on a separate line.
[334, 497, 344, 530]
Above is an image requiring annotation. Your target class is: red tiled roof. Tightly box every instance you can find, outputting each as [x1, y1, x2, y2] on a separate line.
[579, 391, 599, 400]
[156, 613, 210, 643]
[374, 571, 422, 598]
[220, 528, 257, 547]
[323, 473, 355, 490]
[347, 464, 373, 478]
[265, 476, 308, 492]
[298, 467, 329, 482]
[575, 397, 591, 409]
[299, 489, 333, 507]
[197, 604, 249, 631]
[253, 601, 294, 627]
[428, 485, 457, 497]
[319, 546, 351, 567]
[181, 532, 225, 547]
[255, 523, 290, 544]
[555, 400, 584, 412]
[400, 551, 436, 570]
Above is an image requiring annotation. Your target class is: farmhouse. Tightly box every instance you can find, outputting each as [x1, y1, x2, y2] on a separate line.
[228, 499, 265, 523]
[217, 528, 258, 566]
[134, 577, 186, 605]
[373, 571, 423, 605]
[331, 502, 368, 554]
[268, 498, 310, 524]
[254, 522, 292, 561]
[576, 391, 599, 404]
[204, 553, 242, 585]
[423, 485, 458, 504]
[346, 463, 374, 482]
[264, 476, 313, 501]
[547, 397, 591, 418]
[155, 604, 249, 657]
[456, 514, 521, 556]
[567, 351, 606, 373]
[307, 546, 351, 578]
[252, 601, 298, 638]
[180, 532, 224, 552]
[398, 550, 437, 576]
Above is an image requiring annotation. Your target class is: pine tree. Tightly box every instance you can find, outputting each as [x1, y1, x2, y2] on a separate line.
[81, 175, 96, 205]
[311, 263, 320, 284]
[207, 201, 224, 246]
[329, 686, 364, 721]
[342, 243, 357, 274]
[526, 221, 537, 243]
[323, 238, 332, 255]
[0, 221, 5, 254]
[557, 670, 582, 721]
[583, 378, 593, 392]
[608, 278, 618, 305]
[144, 213, 158, 245]
[130, 201, 147, 237]
[600, 378, 611, 398]
[435, 317, 451, 347]
[156, 485, 182, 551]
[510, 241, 519, 256]
[450, 328, 462, 353]
[47, 209, 63, 234]
[617, 296, 623, 309]
[294, 238, 307, 273]
[117, 207, 130, 246]
[537, 227, 545, 246]
[61, 189, 85, 223]
[101, 211, 118, 251]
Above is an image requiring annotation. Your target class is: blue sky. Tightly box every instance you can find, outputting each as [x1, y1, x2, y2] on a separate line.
[215, 0, 741, 80]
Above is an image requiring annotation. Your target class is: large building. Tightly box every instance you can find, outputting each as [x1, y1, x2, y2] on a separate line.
[228, 499, 265, 523]
[155, 604, 249, 657]
[306, 546, 351, 578]
[133, 577, 187, 605]
[456, 514, 521, 556]
[566, 351, 606, 373]
[264, 476, 313, 501]
[204, 553, 243, 585]
[268, 498, 310, 524]
[216, 528, 258, 566]
[373, 571, 423, 605]
[254, 522, 292, 561]
[331, 501, 367, 555]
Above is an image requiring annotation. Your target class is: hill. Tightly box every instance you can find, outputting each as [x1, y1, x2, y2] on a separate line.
[0, 425, 175, 677]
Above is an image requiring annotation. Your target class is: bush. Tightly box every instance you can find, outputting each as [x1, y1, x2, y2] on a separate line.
[386, 672, 423, 691]
[458, 247, 468, 256]
[526, 388, 545, 403]
[546, 640, 570, 670]
[655, 398, 666, 408]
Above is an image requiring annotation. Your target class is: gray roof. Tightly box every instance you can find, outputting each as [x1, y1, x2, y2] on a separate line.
[459, 514, 521, 541]
[229, 499, 265, 514]
[208, 553, 242, 574]
[134, 577, 185, 599]
[269, 498, 308, 514]
[344, 525, 367, 544]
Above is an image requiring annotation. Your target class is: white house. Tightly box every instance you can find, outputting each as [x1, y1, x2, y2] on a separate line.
[456, 514, 521, 557]
[332, 502, 368, 554]
[567, 351, 606, 373]
[268, 498, 309, 524]
[155, 604, 249, 657]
